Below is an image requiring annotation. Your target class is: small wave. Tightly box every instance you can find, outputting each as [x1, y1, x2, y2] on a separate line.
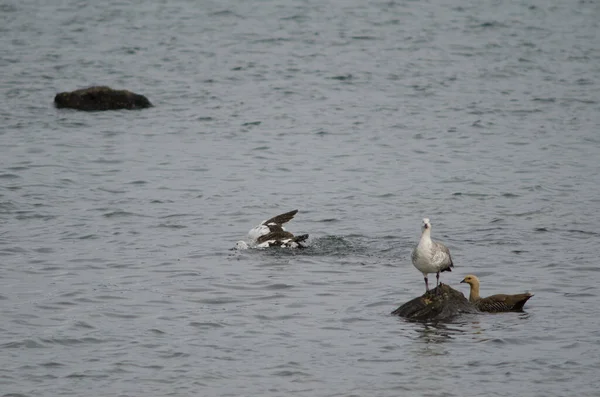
[318, 217, 340, 223]
[357, 358, 404, 363]
[265, 283, 294, 290]
[194, 297, 243, 305]
[6, 166, 29, 171]
[0, 201, 18, 211]
[255, 314, 298, 321]
[329, 74, 353, 81]
[155, 223, 187, 229]
[96, 187, 125, 194]
[0, 173, 20, 179]
[351, 35, 378, 40]
[101, 312, 139, 319]
[14, 212, 56, 221]
[573, 266, 600, 273]
[478, 21, 508, 28]
[271, 370, 311, 377]
[65, 372, 108, 379]
[562, 97, 597, 105]
[564, 292, 596, 298]
[2, 339, 45, 349]
[72, 321, 94, 329]
[189, 322, 224, 329]
[95, 294, 128, 300]
[39, 361, 65, 367]
[252, 37, 290, 44]
[452, 192, 489, 198]
[208, 10, 242, 18]
[92, 158, 123, 164]
[102, 210, 148, 218]
[341, 317, 370, 324]
[77, 234, 98, 240]
[280, 14, 307, 22]
[567, 229, 599, 236]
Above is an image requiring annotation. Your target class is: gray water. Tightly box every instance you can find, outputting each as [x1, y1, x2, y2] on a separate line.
[2, 0, 600, 396]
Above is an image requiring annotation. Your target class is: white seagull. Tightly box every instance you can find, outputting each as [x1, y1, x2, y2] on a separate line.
[411, 218, 454, 292]
[235, 209, 309, 249]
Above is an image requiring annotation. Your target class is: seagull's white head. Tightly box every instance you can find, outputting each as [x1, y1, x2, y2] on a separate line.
[234, 241, 249, 250]
[421, 218, 431, 231]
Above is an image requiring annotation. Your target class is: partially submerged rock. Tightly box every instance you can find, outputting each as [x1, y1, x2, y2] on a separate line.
[54, 86, 153, 111]
[391, 284, 479, 322]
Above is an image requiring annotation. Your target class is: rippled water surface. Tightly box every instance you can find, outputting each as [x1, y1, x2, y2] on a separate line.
[2, 0, 600, 396]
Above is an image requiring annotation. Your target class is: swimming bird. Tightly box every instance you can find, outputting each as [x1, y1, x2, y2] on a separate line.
[461, 275, 533, 312]
[411, 218, 454, 293]
[234, 209, 308, 249]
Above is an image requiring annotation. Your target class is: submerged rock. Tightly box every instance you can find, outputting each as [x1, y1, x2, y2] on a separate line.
[54, 86, 153, 111]
[391, 284, 479, 321]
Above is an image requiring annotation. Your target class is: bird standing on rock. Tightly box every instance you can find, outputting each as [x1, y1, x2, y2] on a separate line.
[411, 218, 454, 293]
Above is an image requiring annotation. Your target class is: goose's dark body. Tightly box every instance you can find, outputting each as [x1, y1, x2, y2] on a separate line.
[472, 293, 533, 312]
[461, 275, 533, 313]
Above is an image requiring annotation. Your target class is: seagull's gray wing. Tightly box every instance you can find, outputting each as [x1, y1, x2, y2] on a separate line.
[432, 241, 454, 270]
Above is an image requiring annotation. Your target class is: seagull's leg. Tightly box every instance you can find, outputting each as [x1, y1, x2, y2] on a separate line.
[433, 272, 442, 295]
[424, 276, 429, 292]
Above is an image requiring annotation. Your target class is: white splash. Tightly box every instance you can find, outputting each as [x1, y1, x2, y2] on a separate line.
[234, 241, 250, 250]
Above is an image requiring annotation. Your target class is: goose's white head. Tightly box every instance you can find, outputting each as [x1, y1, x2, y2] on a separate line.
[421, 218, 431, 232]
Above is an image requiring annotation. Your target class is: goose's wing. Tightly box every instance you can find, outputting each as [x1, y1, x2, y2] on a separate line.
[476, 293, 533, 312]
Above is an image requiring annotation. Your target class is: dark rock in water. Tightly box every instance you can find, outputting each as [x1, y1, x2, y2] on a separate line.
[391, 284, 479, 322]
[54, 86, 153, 111]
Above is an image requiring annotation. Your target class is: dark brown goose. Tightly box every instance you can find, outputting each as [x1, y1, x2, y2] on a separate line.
[460, 275, 533, 312]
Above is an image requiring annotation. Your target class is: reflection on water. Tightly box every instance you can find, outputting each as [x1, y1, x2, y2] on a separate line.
[414, 319, 483, 342]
